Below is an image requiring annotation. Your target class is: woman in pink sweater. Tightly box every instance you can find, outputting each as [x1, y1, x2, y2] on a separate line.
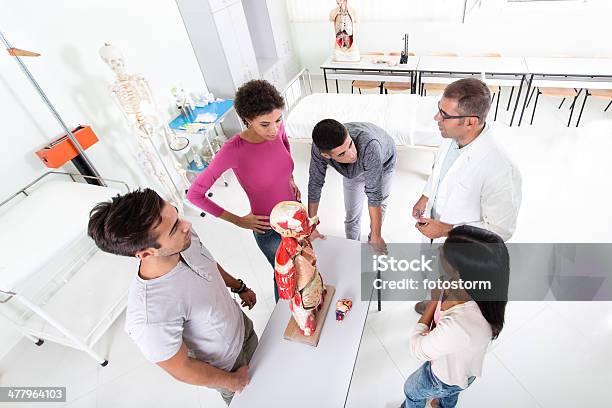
[187, 80, 300, 301]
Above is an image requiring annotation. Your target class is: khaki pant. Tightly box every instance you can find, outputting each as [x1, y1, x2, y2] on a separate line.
[217, 313, 258, 405]
[343, 170, 394, 241]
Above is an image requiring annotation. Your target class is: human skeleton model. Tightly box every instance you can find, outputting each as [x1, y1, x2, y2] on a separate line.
[329, 0, 360, 62]
[99, 44, 188, 208]
[271, 201, 326, 336]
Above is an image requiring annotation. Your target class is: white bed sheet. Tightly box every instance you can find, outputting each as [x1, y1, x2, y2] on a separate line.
[0, 181, 121, 292]
[285, 93, 442, 147]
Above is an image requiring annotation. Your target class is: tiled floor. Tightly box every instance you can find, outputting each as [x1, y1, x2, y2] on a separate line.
[1, 79, 611, 407]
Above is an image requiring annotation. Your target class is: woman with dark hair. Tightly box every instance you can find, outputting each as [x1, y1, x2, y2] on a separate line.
[401, 225, 509, 408]
[187, 80, 300, 302]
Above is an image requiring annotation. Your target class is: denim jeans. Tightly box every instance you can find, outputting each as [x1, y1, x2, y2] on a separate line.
[253, 228, 281, 302]
[402, 362, 475, 408]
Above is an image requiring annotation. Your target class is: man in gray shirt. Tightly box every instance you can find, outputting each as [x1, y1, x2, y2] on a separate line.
[308, 120, 396, 248]
[87, 188, 257, 405]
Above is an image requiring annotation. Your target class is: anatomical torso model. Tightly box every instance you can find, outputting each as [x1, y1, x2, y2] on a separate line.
[329, 0, 360, 62]
[271, 201, 326, 336]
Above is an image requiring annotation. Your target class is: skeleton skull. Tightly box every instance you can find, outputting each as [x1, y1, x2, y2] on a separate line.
[99, 43, 126, 76]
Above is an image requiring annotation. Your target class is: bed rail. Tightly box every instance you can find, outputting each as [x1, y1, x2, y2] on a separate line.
[281, 68, 313, 119]
[0, 171, 130, 208]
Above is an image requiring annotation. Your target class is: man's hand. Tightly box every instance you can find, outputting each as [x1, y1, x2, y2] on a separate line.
[289, 178, 301, 202]
[412, 195, 429, 220]
[309, 228, 326, 241]
[239, 289, 257, 310]
[368, 235, 387, 255]
[415, 218, 452, 239]
[237, 213, 270, 233]
[229, 365, 250, 393]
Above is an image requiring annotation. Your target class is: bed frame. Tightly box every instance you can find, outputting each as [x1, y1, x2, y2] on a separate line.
[0, 172, 132, 366]
[280, 68, 438, 159]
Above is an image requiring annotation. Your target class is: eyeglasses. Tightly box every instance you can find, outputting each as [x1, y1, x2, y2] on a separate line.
[437, 103, 479, 121]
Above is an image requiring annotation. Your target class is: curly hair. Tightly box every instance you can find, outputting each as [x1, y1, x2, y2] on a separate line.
[234, 79, 285, 126]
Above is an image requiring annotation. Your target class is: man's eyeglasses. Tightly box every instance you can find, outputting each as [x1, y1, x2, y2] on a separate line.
[437, 103, 479, 121]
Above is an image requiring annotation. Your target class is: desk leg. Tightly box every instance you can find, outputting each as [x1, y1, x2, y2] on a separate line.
[324, 69, 329, 93]
[518, 75, 533, 127]
[510, 75, 525, 126]
[335, 79, 339, 93]
[377, 268, 381, 312]
[411, 71, 415, 94]
[575, 90, 589, 127]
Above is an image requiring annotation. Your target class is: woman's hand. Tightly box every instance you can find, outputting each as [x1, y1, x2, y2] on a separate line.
[238, 213, 270, 233]
[289, 178, 301, 202]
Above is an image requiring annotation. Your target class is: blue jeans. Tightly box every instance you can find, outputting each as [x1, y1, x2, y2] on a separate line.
[253, 229, 281, 302]
[402, 362, 475, 408]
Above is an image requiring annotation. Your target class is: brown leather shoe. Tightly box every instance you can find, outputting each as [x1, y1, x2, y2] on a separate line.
[414, 300, 428, 315]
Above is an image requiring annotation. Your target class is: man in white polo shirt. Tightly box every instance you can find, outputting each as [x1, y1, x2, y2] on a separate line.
[88, 188, 257, 405]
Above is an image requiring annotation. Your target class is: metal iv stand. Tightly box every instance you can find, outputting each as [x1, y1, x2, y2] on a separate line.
[0, 29, 106, 186]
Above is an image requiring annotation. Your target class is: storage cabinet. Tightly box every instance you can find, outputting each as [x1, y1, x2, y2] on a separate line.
[176, 0, 259, 100]
[207, 0, 240, 14]
[176, 0, 299, 101]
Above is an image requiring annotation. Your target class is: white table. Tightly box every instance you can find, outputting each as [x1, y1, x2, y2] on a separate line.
[417, 56, 528, 76]
[320, 54, 612, 126]
[321, 55, 420, 93]
[518, 57, 612, 126]
[230, 236, 371, 408]
[525, 57, 612, 78]
[416, 56, 529, 125]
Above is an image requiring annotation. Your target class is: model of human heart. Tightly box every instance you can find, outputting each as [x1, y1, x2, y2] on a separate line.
[270, 201, 326, 336]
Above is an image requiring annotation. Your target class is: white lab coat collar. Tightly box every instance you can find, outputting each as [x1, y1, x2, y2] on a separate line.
[439, 123, 492, 183]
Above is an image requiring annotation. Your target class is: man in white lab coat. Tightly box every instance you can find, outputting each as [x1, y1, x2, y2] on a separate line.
[412, 78, 522, 243]
[412, 78, 521, 314]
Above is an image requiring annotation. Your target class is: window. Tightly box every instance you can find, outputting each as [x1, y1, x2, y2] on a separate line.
[286, 0, 464, 23]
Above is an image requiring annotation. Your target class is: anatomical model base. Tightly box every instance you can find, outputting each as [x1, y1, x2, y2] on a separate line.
[284, 285, 335, 347]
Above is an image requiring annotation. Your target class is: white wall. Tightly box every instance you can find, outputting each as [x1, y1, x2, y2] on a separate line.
[291, 0, 611, 73]
[0, 0, 208, 359]
[0, 0, 208, 201]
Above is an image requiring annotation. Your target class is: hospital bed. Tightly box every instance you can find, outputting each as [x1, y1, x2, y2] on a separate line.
[282, 69, 443, 151]
[0, 172, 136, 366]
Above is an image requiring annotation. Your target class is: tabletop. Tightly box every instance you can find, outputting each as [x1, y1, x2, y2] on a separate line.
[321, 55, 420, 72]
[417, 56, 528, 75]
[168, 99, 235, 132]
[230, 236, 371, 408]
[525, 57, 612, 77]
